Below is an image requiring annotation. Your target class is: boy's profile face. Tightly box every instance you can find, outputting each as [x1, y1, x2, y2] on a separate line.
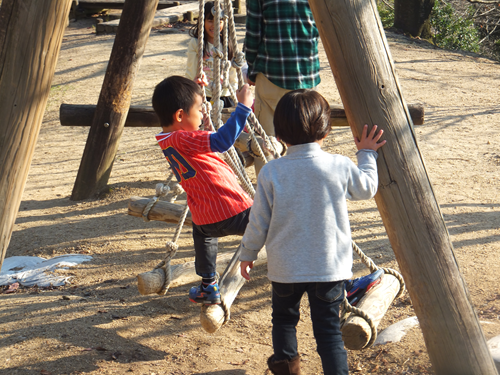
[179, 94, 204, 132]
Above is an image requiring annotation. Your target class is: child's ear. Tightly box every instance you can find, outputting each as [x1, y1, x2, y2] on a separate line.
[174, 108, 184, 123]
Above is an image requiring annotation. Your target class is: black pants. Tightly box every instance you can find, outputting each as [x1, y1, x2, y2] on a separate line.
[192, 207, 251, 277]
[206, 96, 235, 108]
[271, 281, 349, 374]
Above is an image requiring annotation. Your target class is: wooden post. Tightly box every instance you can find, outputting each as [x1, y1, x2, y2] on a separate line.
[308, 0, 496, 373]
[70, 0, 160, 201]
[0, 0, 72, 269]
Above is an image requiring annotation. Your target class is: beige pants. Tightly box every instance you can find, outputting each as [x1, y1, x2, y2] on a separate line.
[253, 73, 291, 175]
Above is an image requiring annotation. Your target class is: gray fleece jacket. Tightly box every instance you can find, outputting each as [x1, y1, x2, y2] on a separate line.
[239, 142, 379, 283]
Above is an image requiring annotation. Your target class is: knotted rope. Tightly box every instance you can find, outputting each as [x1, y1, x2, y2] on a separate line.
[141, 179, 190, 295]
[339, 241, 406, 349]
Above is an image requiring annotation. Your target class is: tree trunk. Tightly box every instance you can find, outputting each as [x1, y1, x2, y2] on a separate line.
[0, 0, 72, 269]
[394, 0, 435, 38]
[71, 0, 159, 201]
[308, 0, 497, 373]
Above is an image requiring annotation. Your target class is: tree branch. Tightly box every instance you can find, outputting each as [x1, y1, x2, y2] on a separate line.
[467, 0, 500, 4]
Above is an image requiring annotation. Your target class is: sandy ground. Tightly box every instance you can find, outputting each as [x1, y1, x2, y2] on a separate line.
[1, 15, 500, 375]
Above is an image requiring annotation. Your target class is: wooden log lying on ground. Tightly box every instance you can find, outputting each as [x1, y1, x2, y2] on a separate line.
[60, 102, 425, 128]
[341, 273, 401, 350]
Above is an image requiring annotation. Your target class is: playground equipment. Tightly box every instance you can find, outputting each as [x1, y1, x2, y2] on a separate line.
[124, 0, 406, 344]
[0, 0, 73, 268]
[0, 0, 489, 372]
[59, 102, 425, 128]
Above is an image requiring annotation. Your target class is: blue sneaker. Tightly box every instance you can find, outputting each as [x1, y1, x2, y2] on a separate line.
[189, 282, 221, 305]
[345, 269, 384, 306]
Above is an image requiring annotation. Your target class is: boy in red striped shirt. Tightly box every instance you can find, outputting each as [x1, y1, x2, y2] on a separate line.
[152, 76, 253, 305]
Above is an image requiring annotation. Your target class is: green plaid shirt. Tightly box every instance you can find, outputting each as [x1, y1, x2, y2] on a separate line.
[244, 0, 321, 90]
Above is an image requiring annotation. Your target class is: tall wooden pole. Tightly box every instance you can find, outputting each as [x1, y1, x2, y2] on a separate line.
[0, 0, 72, 269]
[308, 0, 496, 373]
[71, 0, 159, 200]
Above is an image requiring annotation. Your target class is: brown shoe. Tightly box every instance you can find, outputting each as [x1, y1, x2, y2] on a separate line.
[267, 354, 301, 375]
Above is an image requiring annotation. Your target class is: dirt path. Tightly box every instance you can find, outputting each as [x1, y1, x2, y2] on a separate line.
[1, 17, 500, 375]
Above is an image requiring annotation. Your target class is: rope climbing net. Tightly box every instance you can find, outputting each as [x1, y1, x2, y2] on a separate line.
[140, 0, 405, 343]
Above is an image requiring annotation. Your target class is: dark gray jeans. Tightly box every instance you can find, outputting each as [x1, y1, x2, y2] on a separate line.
[192, 207, 251, 277]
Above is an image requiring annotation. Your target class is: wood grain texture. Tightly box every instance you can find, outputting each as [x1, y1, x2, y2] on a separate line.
[59, 103, 425, 127]
[341, 274, 400, 350]
[128, 196, 193, 225]
[71, 0, 160, 200]
[308, 0, 496, 372]
[0, 0, 72, 268]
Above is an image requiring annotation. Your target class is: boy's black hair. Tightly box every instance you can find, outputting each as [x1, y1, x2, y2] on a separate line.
[274, 89, 332, 145]
[189, 1, 234, 60]
[152, 76, 203, 127]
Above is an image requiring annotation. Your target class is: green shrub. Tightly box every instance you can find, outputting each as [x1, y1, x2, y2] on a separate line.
[377, 1, 394, 29]
[431, 2, 480, 53]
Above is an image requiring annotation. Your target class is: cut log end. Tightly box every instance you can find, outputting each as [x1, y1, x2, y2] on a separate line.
[341, 320, 371, 350]
[341, 274, 401, 350]
[200, 304, 225, 333]
[137, 268, 165, 295]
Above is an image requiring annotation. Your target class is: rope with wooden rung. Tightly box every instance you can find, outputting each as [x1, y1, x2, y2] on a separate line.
[141, 178, 191, 295]
[339, 241, 406, 349]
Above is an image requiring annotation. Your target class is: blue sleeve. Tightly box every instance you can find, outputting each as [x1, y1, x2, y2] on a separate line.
[209, 103, 252, 153]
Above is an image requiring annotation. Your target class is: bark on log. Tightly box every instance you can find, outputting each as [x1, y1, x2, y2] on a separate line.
[71, 0, 160, 200]
[341, 274, 400, 350]
[0, 0, 72, 269]
[137, 248, 268, 294]
[200, 244, 258, 333]
[308, 0, 496, 373]
[128, 196, 193, 225]
[59, 103, 425, 127]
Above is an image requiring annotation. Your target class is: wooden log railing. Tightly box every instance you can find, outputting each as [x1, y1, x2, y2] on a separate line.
[60, 102, 424, 128]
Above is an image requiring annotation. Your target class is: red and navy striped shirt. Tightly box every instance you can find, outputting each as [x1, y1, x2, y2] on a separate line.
[156, 130, 253, 225]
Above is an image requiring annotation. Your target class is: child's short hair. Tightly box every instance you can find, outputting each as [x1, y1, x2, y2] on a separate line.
[274, 89, 331, 145]
[152, 76, 202, 127]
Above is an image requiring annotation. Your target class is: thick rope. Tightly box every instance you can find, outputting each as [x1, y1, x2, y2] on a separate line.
[340, 298, 379, 349]
[352, 241, 406, 299]
[222, 0, 280, 159]
[338, 242, 407, 349]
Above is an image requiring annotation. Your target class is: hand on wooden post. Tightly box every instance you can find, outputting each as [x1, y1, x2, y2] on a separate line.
[354, 124, 386, 151]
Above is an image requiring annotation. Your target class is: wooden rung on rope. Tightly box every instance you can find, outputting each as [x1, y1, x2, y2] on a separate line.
[137, 248, 268, 295]
[341, 273, 402, 350]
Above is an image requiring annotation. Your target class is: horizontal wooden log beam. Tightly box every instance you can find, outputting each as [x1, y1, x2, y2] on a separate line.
[60, 103, 424, 128]
[128, 196, 193, 225]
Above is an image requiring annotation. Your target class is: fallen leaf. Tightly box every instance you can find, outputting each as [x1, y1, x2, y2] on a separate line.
[4, 283, 19, 294]
[111, 351, 122, 360]
[229, 359, 249, 365]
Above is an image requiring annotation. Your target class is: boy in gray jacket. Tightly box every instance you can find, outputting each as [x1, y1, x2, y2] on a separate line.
[239, 89, 386, 375]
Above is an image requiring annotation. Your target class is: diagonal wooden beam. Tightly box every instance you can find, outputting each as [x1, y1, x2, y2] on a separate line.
[71, 0, 160, 200]
[308, 0, 496, 373]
